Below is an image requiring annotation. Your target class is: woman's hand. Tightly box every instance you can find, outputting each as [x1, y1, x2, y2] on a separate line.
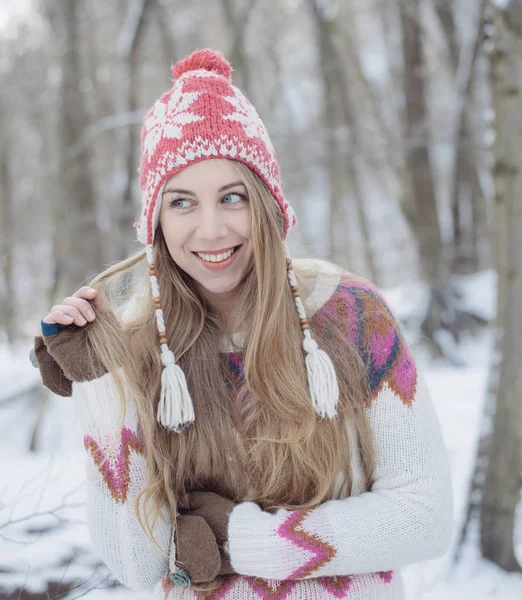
[173, 491, 237, 583]
[42, 286, 100, 327]
[175, 514, 222, 583]
[179, 491, 236, 548]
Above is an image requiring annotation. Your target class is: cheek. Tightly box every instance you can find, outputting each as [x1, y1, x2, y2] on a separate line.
[160, 214, 185, 250]
[160, 229, 184, 261]
[237, 210, 252, 239]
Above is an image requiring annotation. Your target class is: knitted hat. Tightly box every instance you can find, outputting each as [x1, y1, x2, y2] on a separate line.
[134, 48, 339, 433]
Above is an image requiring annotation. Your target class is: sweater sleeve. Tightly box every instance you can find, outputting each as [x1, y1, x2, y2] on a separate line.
[226, 282, 454, 580]
[33, 321, 173, 590]
[72, 372, 172, 591]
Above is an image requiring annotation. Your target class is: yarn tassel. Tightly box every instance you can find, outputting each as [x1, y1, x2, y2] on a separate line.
[303, 333, 339, 419]
[157, 345, 195, 432]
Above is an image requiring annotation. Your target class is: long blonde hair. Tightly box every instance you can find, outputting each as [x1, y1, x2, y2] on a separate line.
[84, 160, 376, 596]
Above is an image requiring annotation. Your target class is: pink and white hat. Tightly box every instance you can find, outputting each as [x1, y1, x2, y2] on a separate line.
[134, 48, 339, 433]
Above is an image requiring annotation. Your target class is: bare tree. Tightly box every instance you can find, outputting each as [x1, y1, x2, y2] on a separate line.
[454, 0, 522, 571]
[219, 0, 258, 94]
[399, 0, 448, 332]
[434, 0, 489, 274]
[480, 0, 522, 571]
[399, 0, 488, 360]
[0, 111, 15, 343]
[47, 0, 102, 299]
[308, 0, 377, 280]
[118, 0, 155, 257]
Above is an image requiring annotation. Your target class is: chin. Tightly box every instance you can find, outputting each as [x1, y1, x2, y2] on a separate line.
[196, 276, 241, 295]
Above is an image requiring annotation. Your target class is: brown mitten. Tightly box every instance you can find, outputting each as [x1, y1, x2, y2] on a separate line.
[33, 336, 73, 397]
[179, 491, 237, 576]
[175, 514, 221, 583]
[40, 322, 107, 382]
[180, 491, 236, 548]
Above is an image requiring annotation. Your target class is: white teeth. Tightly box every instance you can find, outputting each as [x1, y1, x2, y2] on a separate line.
[196, 247, 236, 263]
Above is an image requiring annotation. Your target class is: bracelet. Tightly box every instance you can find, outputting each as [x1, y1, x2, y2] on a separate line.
[169, 568, 191, 587]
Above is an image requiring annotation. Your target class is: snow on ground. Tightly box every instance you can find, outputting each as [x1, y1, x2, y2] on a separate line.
[1, 270, 522, 599]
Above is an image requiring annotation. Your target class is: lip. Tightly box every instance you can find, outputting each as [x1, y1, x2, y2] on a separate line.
[193, 245, 242, 271]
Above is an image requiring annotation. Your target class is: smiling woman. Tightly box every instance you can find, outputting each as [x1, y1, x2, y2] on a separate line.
[32, 47, 453, 600]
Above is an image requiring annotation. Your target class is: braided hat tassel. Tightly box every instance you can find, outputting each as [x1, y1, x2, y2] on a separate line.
[285, 243, 339, 419]
[146, 245, 195, 432]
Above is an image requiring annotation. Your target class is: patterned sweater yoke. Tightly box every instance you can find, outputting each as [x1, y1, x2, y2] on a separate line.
[32, 259, 454, 600]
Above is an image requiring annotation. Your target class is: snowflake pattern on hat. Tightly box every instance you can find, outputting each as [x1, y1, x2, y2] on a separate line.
[222, 87, 276, 161]
[142, 86, 203, 161]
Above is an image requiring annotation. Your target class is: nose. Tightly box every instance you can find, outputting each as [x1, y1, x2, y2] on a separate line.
[196, 205, 229, 241]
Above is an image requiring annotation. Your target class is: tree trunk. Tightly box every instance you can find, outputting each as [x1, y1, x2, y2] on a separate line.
[400, 0, 443, 284]
[0, 115, 16, 343]
[480, 0, 522, 572]
[435, 0, 488, 274]
[220, 0, 257, 95]
[400, 0, 461, 356]
[309, 0, 376, 280]
[48, 0, 102, 299]
[118, 0, 154, 258]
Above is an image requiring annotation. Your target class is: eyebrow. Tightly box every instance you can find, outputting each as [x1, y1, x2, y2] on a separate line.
[163, 180, 246, 196]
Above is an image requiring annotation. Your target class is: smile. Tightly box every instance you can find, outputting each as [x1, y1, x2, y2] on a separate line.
[192, 245, 242, 269]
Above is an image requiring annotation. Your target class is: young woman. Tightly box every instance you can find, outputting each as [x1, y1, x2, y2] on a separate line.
[32, 49, 454, 600]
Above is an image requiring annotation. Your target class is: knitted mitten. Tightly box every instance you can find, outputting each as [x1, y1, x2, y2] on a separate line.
[180, 491, 236, 547]
[175, 514, 222, 583]
[33, 321, 107, 396]
[178, 491, 237, 577]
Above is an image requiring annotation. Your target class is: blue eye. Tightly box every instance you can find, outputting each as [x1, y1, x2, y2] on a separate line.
[222, 192, 245, 205]
[169, 199, 192, 210]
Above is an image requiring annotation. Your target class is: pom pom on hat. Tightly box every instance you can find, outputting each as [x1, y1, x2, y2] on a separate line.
[171, 48, 232, 82]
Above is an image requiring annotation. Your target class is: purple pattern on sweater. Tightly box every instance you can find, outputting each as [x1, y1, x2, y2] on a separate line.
[310, 280, 417, 405]
[222, 279, 417, 407]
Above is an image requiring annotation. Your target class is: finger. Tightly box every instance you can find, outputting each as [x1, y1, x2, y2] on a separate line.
[72, 286, 97, 299]
[50, 305, 88, 326]
[62, 296, 96, 321]
[42, 310, 74, 326]
[73, 286, 106, 311]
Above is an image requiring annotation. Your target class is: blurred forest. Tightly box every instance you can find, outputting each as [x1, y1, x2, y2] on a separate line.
[1, 0, 522, 597]
[0, 0, 496, 349]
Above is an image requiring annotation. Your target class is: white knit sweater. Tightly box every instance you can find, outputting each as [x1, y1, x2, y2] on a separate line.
[40, 260, 454, 599]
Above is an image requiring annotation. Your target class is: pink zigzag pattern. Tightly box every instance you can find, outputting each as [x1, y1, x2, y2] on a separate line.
[316, 575, 353, 597]
[233, 575, 354, 599]
[246, 578, 298, 599]
[277, 509, 336, 579]
[83, 427, 144, 504]
[161, 572, 386, 599]
[378, 570, 394, 583]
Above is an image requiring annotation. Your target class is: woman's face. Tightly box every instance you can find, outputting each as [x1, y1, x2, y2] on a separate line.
[159, 158, 254, 303]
